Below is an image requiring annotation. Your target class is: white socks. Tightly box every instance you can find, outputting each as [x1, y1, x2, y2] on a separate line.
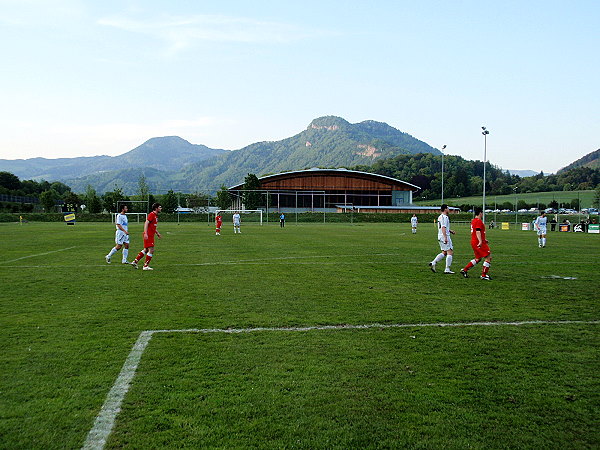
[122, 248, 128, 261]
[107, 247, 118, 257]
[432, 253, 445, 265]
[445, 255, 453, 270]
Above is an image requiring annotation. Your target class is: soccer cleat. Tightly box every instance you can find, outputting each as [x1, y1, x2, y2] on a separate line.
[143, 266, 153, 271]
[105, 255, 111, 264]
[131, 261, 138, 269]
[122, 260, 129, 264]
[460, 269, 469, 278]
[444, 270, 455, 274]
[480, 275, 491, 281]
[429, 262, 436, 273]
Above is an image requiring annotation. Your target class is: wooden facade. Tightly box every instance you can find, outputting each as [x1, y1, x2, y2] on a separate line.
[256, 171, 414, 192]
[228, 169, 420, 211]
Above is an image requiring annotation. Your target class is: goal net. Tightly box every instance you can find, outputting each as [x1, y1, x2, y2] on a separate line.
[112, 212, 148, 223]
[214, 209, 263, 225]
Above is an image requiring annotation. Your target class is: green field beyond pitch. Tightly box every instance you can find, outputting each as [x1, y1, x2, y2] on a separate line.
[0, 221, 598, 448]
[416, 189, 596, 209]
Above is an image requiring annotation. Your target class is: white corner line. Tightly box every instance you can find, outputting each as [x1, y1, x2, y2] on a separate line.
[0, 246, 77, 265]
[82, 319, 600, 449]
[82, 331, 154, 450]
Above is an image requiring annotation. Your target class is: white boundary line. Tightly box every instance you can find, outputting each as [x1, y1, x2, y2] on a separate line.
[82, 319, 600, 450]
[0, 246, 76, 264]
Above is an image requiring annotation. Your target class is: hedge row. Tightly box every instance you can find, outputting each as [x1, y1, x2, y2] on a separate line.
[1, 212, 542, 224]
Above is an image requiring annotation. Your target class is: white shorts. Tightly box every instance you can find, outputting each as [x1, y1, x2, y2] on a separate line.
[234, 222, 240, 226]
[115, 230, 129, 245]
[438, 237, 453, 252]
[537, 227, 547, 236]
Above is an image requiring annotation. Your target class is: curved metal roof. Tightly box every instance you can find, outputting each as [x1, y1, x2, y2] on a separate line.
[229, 168, 421, 191]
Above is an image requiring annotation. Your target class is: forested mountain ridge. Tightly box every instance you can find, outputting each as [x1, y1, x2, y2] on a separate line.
[558, 149, 600, 173]
[353, 152, 600, 201]
[59, 116, 442, 193]
[178, 116, 441, 191]
[0, 136, 227, 182]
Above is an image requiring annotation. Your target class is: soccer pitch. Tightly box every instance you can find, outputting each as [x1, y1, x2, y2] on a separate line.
[1, 221, 599, 448]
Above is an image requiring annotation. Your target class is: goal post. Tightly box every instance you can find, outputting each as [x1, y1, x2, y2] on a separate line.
[214, 209, 263, 225]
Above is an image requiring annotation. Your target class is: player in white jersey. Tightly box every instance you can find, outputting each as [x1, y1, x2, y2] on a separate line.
[410, 214, 418, 234]
[105, 204, 130, 264]
[429, 204, 456, 274]
[233, 212, 241, 234]
[534, 211, 548, 247]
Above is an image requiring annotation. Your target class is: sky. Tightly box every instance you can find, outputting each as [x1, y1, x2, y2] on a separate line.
[0, 0, 598, 173]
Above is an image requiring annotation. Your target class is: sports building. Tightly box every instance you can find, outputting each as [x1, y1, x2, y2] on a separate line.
[228, 168, 451, 214]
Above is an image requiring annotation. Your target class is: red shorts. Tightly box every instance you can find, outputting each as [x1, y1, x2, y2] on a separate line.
[472, 243, 491, 259]
[144, 238, 155, 249]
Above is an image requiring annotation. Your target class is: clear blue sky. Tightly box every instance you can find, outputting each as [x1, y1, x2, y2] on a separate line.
[1, 0, 598, 173]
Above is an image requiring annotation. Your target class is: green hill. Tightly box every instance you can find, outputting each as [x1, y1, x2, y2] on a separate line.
[558, 149, 600, 173]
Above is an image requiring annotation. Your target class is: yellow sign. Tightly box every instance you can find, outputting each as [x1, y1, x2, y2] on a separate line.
[502, 222, 510, 230]
[64, 213, 76, 224]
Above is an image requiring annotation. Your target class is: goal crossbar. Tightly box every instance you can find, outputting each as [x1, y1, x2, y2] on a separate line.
[215, 209, 263, 225]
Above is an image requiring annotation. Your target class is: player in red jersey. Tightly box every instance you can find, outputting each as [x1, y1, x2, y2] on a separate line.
[460, 206, 492, 280]
[131, 203, 162, 270]
[215, 213, 223, 235]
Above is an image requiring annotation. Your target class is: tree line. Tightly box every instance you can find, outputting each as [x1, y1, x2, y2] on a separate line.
[352, 153, 600, 201]
[2, 151, 600, 214]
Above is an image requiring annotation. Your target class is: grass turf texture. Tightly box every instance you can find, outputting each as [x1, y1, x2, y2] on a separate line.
[0, 221, 598, 448]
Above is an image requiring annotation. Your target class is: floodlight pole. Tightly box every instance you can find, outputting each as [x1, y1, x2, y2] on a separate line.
[482, 127, 490, 222]
[513, 186, 518, 227]
[441, 145, 447, 204]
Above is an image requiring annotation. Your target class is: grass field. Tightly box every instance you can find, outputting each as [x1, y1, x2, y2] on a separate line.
[1, 220, 599, 449]
[416, 189, 596, 209]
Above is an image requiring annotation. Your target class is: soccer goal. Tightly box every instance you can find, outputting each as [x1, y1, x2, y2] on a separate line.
[215, 209, 263, 225]
[112, 212, 148, 223]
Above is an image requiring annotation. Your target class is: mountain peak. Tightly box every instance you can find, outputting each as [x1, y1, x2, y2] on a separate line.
[308, 116, 351, 131]
[141, 136, 192, 147]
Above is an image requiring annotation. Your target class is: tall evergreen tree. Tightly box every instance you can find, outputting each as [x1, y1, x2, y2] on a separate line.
[216, 185, 231, 210]
[162, 190, 179, 213]
[242, 173, 262, 210]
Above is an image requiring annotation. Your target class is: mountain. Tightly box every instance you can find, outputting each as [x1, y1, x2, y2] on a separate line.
[557, 149, 600, 174]
[0, 136, 227, 182]
[1, 117, 441, 193]
[178, 116, 441, 191]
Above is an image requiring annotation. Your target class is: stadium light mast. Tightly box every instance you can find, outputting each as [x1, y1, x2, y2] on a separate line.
[482, 127, 490, 222]
[441, 145, 447, 204]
